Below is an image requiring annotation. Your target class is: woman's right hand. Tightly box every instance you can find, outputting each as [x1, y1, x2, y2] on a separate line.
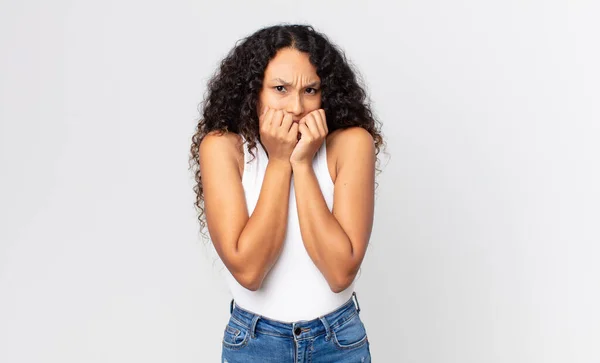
[259, 107, 299, 163]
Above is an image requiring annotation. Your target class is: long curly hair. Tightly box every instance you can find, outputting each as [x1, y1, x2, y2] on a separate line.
[189, 24, 385, 235]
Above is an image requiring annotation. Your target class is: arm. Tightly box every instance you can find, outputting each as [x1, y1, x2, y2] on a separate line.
[200, 132, 293, 291]
[292, 127, 375, 292]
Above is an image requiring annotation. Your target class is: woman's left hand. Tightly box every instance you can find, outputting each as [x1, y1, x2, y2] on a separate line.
[290, 109, 329, 166]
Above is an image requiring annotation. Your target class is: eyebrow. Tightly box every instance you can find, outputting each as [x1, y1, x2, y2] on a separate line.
[271, 78, 321, 88]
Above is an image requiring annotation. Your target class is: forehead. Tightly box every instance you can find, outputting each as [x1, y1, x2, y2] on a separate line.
[264, 48, 318, 79]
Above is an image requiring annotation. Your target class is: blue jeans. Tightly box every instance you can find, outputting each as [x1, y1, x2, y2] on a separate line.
[221, 292, 371, 362]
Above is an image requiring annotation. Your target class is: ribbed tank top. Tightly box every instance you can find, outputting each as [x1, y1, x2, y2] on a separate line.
[219, 135, 355, 322]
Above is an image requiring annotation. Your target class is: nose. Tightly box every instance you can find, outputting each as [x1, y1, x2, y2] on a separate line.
[287, 93, 304, 118]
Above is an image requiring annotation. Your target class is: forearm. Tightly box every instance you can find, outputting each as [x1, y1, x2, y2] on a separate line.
[236, 159, 292, 287]
[291, 162, 354, 292]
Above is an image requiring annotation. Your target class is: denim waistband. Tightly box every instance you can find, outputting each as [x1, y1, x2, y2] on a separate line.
[227, 292, 362, 341]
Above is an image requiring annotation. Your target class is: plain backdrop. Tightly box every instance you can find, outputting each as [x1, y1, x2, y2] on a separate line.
[1, 0, 599, 362]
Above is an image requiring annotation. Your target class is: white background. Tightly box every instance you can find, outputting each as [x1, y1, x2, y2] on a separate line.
[1, 0, 599, 362]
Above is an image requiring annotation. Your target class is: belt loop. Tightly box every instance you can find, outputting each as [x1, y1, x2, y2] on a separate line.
[250, 315, 261, 339]
[352, 291, 361, 314]
[229, 298, 235, 315]
[319, 316, 332, 341]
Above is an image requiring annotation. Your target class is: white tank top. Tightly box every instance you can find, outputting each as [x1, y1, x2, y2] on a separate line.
[218, 135, 355, 322]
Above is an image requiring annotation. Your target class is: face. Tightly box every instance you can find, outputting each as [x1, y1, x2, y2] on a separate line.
[257, 47, 322, 127]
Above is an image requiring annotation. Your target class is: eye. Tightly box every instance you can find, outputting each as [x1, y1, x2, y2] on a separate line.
[305, 88, 319, 95]
[274, 85, 286, 93]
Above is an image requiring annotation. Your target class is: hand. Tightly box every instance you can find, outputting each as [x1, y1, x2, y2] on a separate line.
[259, 107, 300, 163]
[290, 109, 328, 166]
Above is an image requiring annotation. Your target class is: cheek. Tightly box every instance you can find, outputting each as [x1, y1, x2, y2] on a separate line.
[306, 96, 322, 112]
[257, 92, 267, 115]
[260, 93, 286, 111]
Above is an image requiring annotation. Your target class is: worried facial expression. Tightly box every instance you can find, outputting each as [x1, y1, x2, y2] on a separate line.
[257, 47, 322, 127]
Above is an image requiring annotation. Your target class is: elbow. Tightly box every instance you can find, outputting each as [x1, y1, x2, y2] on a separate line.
[227, 245, 265, 291]
[234, 270, 263, 292]
[328, 273, 354, 293]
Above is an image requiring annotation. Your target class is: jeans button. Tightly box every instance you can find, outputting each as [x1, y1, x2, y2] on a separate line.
[294, 327, 301, 336]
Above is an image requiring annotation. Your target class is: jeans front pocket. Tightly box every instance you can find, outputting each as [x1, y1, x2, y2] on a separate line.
[222, 318, 250, 350]
[331, 312, 369, 350]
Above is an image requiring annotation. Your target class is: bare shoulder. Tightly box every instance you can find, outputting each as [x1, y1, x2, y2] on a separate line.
[199, 131, 244, 177]
[200, 130, 243, 153]
[327, 126, 374, 149]
[326, 127, 375, 178]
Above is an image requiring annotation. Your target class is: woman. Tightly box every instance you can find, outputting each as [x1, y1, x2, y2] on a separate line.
[190, 24, 384, 362]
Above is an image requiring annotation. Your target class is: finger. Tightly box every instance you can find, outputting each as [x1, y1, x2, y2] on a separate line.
[311, 110, 326, 137]
[288, 121, 299, 141]
[271, 109, 284, 128]
[318, 109, 328, 134]
[262, 108, 275, 129]
[298, 123, 310, 139]
[259, 106, 270, 121]
[304, 114, 320, 138]
[281, 112, 294, 131]
[260, 105, 269, 117]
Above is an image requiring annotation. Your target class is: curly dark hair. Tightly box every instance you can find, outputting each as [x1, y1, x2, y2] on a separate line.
[189, 24, 385, 234]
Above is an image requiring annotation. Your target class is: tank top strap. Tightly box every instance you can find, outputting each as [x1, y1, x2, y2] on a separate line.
[314, 140, 335, 190]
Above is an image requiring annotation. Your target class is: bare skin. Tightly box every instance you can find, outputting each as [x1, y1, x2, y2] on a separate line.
[199, 47, 375, 292]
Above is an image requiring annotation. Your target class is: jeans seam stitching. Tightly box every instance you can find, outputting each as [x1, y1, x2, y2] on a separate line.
[229, 316, 250, 330]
